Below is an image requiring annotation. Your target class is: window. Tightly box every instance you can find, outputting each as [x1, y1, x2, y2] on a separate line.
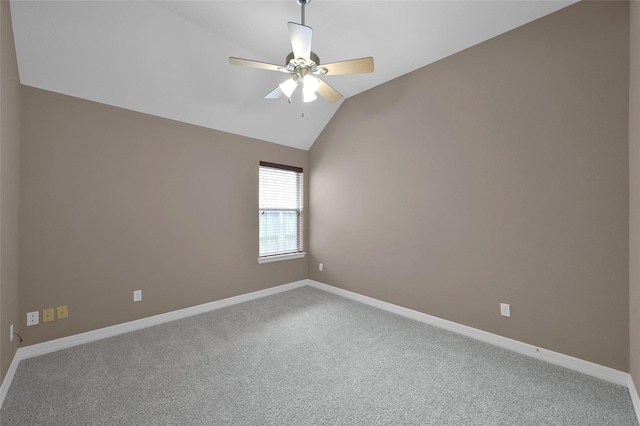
[258, 161, 305, 263]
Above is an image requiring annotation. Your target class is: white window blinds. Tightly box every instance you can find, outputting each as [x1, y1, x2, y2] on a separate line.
[259, 162, 304, 258]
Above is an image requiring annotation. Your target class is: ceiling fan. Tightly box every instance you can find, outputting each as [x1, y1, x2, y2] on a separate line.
[229, 0, 374, 104]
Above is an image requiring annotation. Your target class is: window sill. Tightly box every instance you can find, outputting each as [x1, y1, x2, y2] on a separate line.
[258, 252, 307, 264]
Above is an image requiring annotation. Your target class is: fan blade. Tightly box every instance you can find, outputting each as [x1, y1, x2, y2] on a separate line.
[319, 57, 374, 75]
[288, 22, 312, 61]
[264, 87, 283, 99]
[229, 57, 283, 72]
[316, 79, 343, 104]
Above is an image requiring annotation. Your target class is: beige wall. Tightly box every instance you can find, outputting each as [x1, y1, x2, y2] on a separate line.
[1, 0, 22, 384]
[309, 1, 630, 370]
[19, 87, 308, 345]
[630, 0, 640, 385]
[5, 0, 636, 382]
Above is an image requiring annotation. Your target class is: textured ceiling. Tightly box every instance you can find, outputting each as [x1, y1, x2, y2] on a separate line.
[10, 0, 577, 150]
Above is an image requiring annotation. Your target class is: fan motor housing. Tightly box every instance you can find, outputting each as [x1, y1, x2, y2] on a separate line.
[286, 51, 320, 66]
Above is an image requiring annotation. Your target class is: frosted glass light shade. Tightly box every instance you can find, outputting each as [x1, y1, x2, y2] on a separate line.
[279, 78, 298, 98]
[302, 75, 319, 103]
[303, 91, 317, 103]
[303, 75, 319, 92]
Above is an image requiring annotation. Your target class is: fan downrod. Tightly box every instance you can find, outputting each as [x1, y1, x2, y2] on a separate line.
[297, 0, 310, 26]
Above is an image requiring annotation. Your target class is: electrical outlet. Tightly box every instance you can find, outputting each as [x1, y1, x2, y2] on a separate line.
[10, 324, 13, 342]
[319, 263, 323, 272]
[57, 305, 68, 320]
[500, 303, 511, 317]
[43, 308, 55, 323]
[27, 311, 39, 326]
[133, 290, 142, 302]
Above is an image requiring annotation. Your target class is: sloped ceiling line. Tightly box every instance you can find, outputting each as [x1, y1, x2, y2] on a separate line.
[10, 0, 577, 150]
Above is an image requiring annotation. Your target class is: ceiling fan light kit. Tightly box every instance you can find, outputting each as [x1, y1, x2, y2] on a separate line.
[229, 0, 374, 106]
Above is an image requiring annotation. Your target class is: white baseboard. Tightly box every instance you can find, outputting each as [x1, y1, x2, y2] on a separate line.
[1, 277, 638, 423]
[307, 280, 631, 387]
[0, 349, 21, 410]
[0, 279, 310, 409]
[629, 375, 640, 422]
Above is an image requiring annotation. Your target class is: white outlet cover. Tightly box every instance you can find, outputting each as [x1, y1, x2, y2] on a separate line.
[319, 263, 323, 271]
[10, 324, 13, 342]
[27, 311, 39, 326]
[133, 290, 142, 302]
[500, 303, 511, 317]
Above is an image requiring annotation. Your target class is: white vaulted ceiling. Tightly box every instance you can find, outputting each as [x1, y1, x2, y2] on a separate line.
[10, 0, 577, 150]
